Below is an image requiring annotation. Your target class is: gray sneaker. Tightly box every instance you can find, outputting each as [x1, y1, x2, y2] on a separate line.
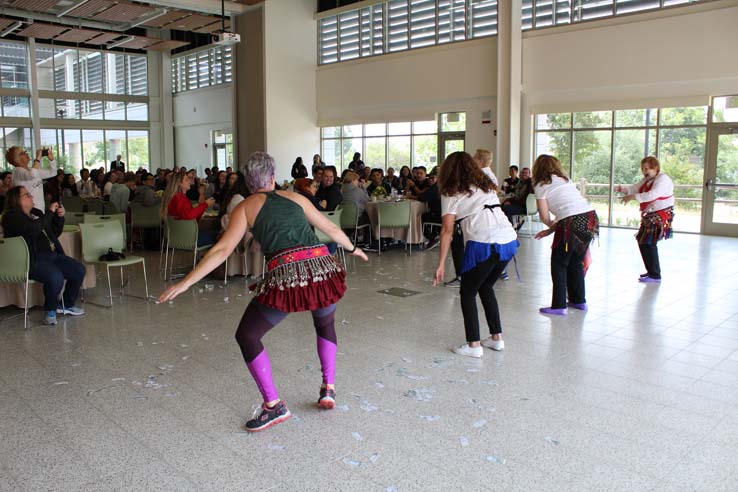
[43, 311, 57, 325]
[57, 306, 86, 316]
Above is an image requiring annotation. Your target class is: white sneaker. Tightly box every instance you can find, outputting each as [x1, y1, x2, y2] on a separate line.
[481, 337, 505, 351]
[452, 344, 483, 358]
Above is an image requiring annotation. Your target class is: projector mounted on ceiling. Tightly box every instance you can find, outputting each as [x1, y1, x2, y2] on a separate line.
[211, 0, 240, 46]
[213, 31, 240, 46]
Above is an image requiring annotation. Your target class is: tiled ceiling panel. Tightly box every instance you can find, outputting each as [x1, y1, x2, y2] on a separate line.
[140, 10, 189, 28]
[92, 1, 156, 22]
[162, 14, 218, 31]
[0, 19, 18, 32]
[6, 0, 60, 11]
[53, 27, 102, 43]
[67, 0, 114, 18]
[85, 31, 123, 45]
[193, 19, 231, 34]
[145, 40, 189, 52]
[17, 23, 68, 38]
[117, 36, 160, 49]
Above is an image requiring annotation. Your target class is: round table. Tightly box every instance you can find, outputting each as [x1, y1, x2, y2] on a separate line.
[365, 199, 427, 245]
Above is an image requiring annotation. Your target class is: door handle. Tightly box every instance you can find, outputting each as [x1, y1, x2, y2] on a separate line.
[706, 179, 714, 191]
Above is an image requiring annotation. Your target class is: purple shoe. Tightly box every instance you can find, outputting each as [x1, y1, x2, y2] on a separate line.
[567, 302, 588, 311]
[639, 273, 649, 278]
[639, 276, 661, 283]
[539, 307, 567, 316]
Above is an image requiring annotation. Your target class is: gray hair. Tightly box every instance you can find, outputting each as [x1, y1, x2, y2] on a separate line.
[243, 151, 275, 192]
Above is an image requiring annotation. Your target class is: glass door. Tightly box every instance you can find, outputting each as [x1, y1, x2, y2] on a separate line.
[438, 133, 465, 164]
[703, 127, 738, 236]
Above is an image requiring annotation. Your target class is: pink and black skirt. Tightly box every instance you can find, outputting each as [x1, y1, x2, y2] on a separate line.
[251, 245, 346, 313]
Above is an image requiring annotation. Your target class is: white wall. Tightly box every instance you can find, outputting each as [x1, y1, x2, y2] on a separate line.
[316, 38, 498, 166]
[264, 0, 319, 182]
[173, 84, 233, 172]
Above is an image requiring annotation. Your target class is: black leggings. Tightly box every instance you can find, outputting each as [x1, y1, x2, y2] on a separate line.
[550, 243, 586, 309]
[459, 254, 508, 343]
[639, 243, 661, 279]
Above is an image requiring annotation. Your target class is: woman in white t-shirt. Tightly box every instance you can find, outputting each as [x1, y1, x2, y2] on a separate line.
[433, 152, 519, 358]
[533, 154, 599, 316]
[615, 156, 674, 282]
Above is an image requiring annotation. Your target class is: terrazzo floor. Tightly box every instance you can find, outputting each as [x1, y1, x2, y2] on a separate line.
[1, 228, 738, 492]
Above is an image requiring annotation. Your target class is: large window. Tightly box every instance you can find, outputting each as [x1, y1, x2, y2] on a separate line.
[534, 106, 707, 232]
[35, 45, 148, 120]
[0, 39, 151, 174]
[319, 0, 704, 65]
[38, 128, 149, 175]
[318, 0, 497, 65]
[522, 0, 702, 31]
[321, 119, 446, 171]
[171, 46, 233, 94]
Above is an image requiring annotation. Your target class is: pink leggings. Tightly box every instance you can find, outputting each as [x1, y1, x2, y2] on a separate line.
[235, 299, 337, 402]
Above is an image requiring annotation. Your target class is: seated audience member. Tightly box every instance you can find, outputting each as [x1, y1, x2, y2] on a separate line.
[502, 166, 534, 224]
[2, 186, 86, 325]
[419, 169, 442, 245]
[76, 169, 98, 198]
[0, 171, 12, 212]
[220, 172, 250, 230]
[384, 167, 401, 190]
[62, 174, 79, 200]
[294, 178, 326, 211]
[95, 169, 107, 195]
[341, 171, 370, 244]
[185, 169, 201, 201]
[340, 171, 370, 216]
[316, 166, 342, 211]
[502, 165, 520, 194]
[312, 164, 324, 184]
[407, 166, 431, 197]
[44, 171, 64, 205]
[103, 169, 122, 198]
[398, 165, 412, 191]
[132, 172, 160, 207]
[161, 171, 216, 246]
[109, 175, 133, 213]
[361, 166, 372, 184]
[366, 168, 391, 196]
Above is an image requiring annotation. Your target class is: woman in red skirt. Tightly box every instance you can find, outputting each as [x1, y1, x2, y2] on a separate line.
[159, 152, 368, 432]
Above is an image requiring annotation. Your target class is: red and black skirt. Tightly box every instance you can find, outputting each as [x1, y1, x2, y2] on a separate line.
[636, 207, 674, 245]
[251, 245, 346, 313]
[551, 210, 600, 256]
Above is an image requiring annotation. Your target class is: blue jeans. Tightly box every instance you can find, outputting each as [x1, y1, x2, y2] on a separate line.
[30, 253, 86, 311]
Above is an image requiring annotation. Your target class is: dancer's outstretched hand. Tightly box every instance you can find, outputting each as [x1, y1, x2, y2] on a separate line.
[158, 282, 189, 303]
[535, 228, 554, 240]
[433, 265, 444, 286]
[351, 248, 369, 262]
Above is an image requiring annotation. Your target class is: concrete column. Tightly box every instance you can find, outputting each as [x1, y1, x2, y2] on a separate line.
[233, 6, 266, 165]
[495, 0, 523, 176]
[27, 38, 42, 151]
